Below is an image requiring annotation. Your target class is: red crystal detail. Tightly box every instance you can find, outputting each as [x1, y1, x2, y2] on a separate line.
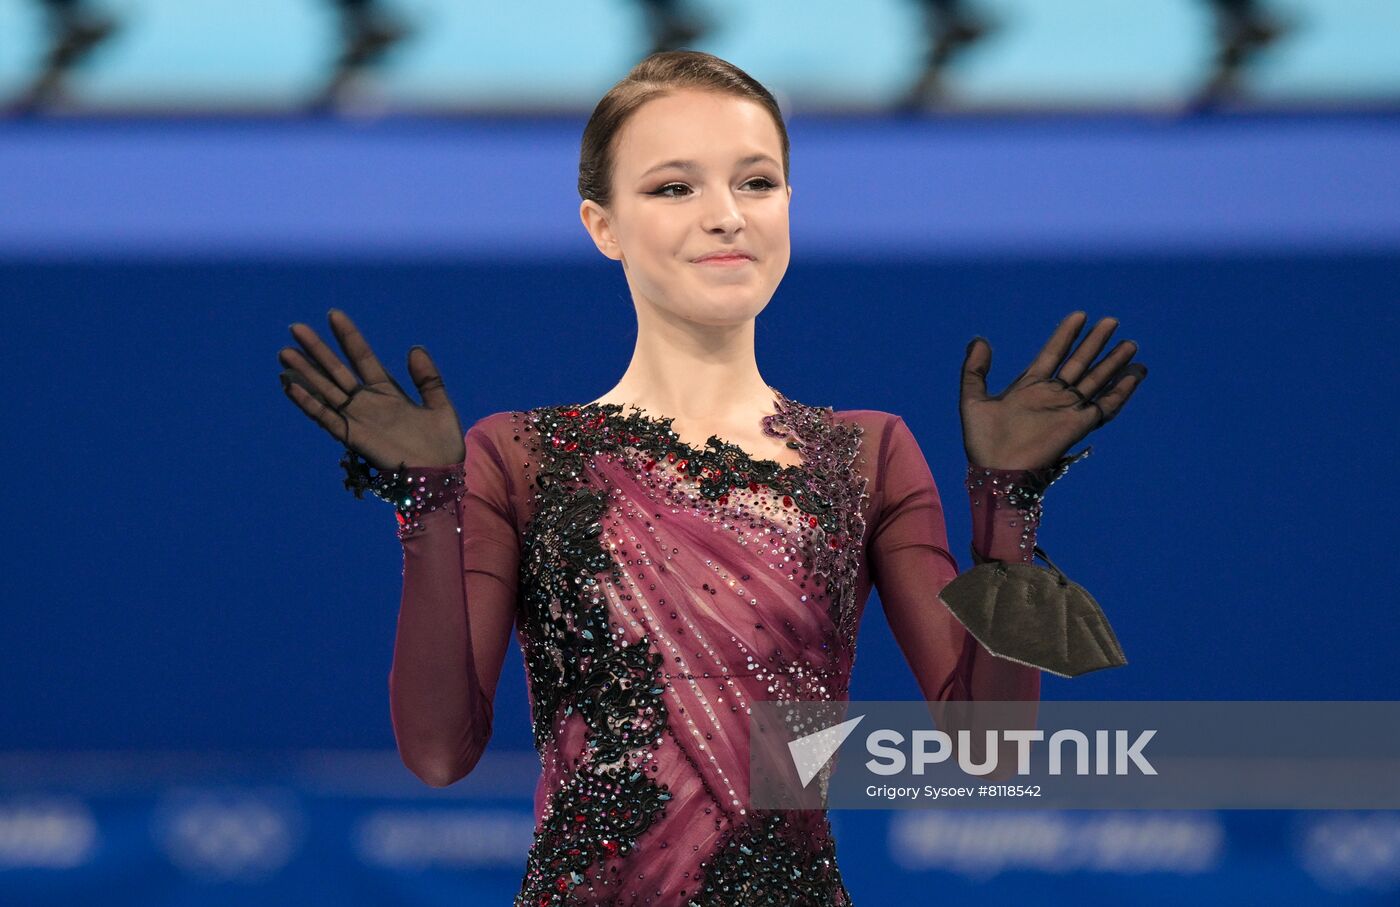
[782, 495, 793, 507]
[601, 838, 619, 856]
[564, 441, 578, 452]
[564, 408, 580, 417]
[809, 515, 819, 527]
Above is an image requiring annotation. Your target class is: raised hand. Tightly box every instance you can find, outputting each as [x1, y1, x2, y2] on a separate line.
[278, 309, 466, 470]
[959, 311, 1147, 470]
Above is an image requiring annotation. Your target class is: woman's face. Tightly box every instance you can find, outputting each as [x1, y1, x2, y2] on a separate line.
[580, 89, 792, 327]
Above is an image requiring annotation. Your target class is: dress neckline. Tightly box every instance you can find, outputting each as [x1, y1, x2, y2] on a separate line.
[569, 386, 807, 475]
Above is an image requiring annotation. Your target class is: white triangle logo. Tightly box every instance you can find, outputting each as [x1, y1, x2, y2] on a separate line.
[787, 714, 865, 787]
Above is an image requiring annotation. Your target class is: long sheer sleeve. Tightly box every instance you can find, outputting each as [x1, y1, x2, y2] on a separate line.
[867, 416, 1042, 705]
[387, 416, 520, 788]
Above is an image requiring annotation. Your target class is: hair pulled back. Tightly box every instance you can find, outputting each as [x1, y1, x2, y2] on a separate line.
[578, 50, 790, 209]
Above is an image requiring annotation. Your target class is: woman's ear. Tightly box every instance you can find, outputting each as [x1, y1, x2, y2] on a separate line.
[579, 200, 622, 262]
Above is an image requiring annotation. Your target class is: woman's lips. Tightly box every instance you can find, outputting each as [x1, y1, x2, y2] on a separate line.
[693, 255, 754, 266]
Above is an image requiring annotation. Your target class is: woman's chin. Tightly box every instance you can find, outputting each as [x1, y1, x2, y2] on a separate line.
[679, 294, 773, 325]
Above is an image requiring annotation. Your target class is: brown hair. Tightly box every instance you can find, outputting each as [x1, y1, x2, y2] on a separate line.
[578, 50, 790, 209]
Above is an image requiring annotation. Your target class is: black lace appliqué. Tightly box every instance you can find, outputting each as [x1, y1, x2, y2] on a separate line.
[509, 391, 869, 905]
[517, 751, 673, 905]
[513, 406, 674, 906]
[687, 810, 851, 906]
[569, 391, 869, 644]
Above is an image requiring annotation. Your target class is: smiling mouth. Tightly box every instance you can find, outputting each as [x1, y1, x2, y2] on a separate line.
[693, 255, 754, 265]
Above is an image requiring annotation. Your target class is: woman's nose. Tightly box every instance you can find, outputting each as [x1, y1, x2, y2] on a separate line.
[702, 192, 744, 233]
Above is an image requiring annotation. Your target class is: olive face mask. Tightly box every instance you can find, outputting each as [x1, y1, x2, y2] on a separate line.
[938, 544, 1128, 679]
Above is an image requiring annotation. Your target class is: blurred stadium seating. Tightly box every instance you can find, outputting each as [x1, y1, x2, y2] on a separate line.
[0, 0, 1396, 114]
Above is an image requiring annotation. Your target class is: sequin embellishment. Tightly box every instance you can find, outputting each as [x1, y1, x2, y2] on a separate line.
[505, 390, 867, 905]
[686, 810, 850, 906]
[569, 393, 870, 644]
[966, 446, 1091, 560]
[340, 449, 467, 539]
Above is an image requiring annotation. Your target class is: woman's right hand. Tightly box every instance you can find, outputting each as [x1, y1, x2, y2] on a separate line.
[278, 309, 466, 469]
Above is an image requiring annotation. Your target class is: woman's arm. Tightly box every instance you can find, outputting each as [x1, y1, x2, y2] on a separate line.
[389, 418, 520, 787]
[867, 415, 1041, 704]
[867, 415, 1045, 780]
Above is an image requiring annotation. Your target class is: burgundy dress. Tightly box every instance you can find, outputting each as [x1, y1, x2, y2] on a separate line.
[383, 389, 1046, 905]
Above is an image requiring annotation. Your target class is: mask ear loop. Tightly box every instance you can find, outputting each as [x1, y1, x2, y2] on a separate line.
[970, 543, 1068, 585]
[1031, 545, 1070, 587]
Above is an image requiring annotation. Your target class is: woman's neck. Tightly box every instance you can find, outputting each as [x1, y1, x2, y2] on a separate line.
[586, 381, 779, 421]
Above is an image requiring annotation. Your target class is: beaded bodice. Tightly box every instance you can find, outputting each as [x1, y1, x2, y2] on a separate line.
[508, 390, 866, 905]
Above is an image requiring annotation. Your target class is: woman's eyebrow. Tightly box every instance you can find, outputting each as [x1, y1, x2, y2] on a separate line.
[639, 153, 779, 177]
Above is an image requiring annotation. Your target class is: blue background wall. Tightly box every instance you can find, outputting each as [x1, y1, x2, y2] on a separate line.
[2, 112, 1399, 903]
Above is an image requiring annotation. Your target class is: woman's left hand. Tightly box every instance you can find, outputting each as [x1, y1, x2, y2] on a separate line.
[959, 311, 1147, 470]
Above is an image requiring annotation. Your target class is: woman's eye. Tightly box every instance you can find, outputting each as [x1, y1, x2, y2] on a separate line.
[650, 178, 777, 198]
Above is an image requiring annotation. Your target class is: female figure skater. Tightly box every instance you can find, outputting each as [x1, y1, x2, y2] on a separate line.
[277, 50, 1145, 906]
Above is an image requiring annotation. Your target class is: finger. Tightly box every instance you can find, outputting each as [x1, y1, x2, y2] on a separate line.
[1022, 311, 1087, 380]
[281, 375, 349, 444]
[407, 346, 451, 410]
[289, 321, 361, 397]
[1074, 339, 1139, 400]
[1055, 316, 1120, 386]
[326, 309, 396, 388]
[960, 336, 990, 402]
[281, 334, 337, 385]
[278, 347, 344, 405]
[279, 366, 326, 404]
[1085, 363, 1147, 426]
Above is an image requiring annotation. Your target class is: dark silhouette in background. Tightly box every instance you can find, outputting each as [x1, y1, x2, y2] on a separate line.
[898, 0, 998, 111]
[1196, 0, 1296, 107]
[12, 0, 119, 114]
[636, 0, 713, 56]
[314, 0, 414, 111]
